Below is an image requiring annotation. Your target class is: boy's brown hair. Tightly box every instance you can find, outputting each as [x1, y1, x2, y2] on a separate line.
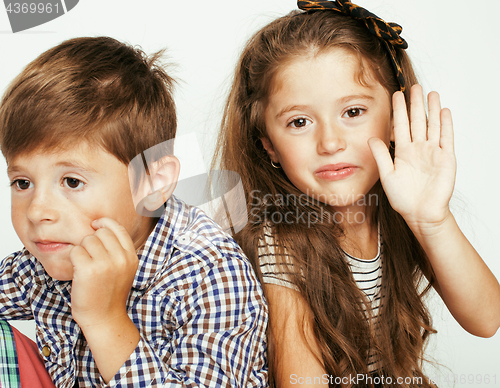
[0, 36, 176, 166]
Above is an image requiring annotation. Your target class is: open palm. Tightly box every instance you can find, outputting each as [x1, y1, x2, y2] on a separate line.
[369, 85, 456, 227]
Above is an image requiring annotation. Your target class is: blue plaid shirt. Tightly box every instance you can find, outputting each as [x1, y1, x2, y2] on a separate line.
[0, 196, 268, 387]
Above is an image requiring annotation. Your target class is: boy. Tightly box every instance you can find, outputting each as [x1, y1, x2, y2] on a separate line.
[0, 37, 268, 387]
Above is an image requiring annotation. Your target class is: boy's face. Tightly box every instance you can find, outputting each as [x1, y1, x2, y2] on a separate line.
[7, 142, 152, 281]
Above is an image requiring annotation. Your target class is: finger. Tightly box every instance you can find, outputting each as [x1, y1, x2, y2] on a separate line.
[368, 138, 394, 181]
[78, 234, 110, 262]
[392, 91, 411, 145]
[69, 245, 92, 269]
[440, 108, 454, 153]
[427, 91, 442, 144]
[92, 217, 136, 253]
[92, 227, 125, 258]
[409, 84, 427, 142]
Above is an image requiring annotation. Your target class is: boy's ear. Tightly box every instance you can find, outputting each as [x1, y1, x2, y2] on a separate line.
[260, 137, 279, 163]
[142, 155, 180, 212]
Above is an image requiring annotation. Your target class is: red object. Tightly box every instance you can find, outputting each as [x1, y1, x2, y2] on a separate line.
[10, 326, 56, 388]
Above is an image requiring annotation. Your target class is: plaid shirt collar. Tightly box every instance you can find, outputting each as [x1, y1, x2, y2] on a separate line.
[133, 195, 187, 290]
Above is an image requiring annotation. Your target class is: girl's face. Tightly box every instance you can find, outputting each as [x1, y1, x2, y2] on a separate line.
[262, 48, 393, 208]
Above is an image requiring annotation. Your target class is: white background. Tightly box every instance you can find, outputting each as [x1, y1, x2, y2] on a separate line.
[0, 0, 499, 385]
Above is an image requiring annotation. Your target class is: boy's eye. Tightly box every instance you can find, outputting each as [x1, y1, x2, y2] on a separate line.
[343, 108, 364, 118]
[12, 179, 33, 190]
[288, 118, 311, 128]
[64, 177, 84, 189]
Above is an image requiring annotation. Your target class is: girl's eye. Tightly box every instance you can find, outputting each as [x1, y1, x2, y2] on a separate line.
[343, 108, 365, 118]
[288, 117, 311, 128]
[63, 177, 84, 190]
[11, 179, 33, 190]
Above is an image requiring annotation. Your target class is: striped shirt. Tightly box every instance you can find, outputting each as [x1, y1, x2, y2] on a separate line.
[0, 195, 268, 388]
[344, 242, 383, 371]
[258, 230, 383, 371]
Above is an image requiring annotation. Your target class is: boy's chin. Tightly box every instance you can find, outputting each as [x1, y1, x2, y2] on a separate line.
[37, 258, 74, 281]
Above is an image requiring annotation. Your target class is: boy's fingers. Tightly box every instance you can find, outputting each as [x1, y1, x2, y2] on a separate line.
[392, 91, 411, 145]
[409, 84, 427, 142]
[368, 138, 394, 181]
[77, 234, 109, 262]
[427, 91, 442, 144]
[69, 245, 92, 268]
[92, 217, 136, 253]
[91, 228, 124, 258]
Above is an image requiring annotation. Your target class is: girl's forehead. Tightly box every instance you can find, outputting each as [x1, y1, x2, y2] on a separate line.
[270, 48, 382, 95]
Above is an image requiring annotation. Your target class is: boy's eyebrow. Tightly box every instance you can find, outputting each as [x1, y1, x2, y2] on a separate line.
[6, 165, 21, 175]
[7, 160, 98, 175]
[54, 161, 98, 172]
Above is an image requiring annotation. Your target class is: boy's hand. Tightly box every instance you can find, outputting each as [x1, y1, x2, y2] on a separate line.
[69, 217, 139, 329]
[368, 84, 457, 234]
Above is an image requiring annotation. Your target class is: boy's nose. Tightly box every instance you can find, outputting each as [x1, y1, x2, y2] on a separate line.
[26, 191, 60, 223]
[316, 124, 346, 155]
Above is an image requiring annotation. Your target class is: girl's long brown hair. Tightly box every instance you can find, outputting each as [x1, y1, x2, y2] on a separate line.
[212, 10, 437, 388]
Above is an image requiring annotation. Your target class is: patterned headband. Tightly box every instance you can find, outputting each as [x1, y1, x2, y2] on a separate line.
[297, 0, 408, 92]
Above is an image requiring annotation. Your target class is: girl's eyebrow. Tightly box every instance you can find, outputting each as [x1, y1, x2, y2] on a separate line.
[337, 94, 375, 105]
[275, 94, 376, 119]
[275, 105, 309, 119]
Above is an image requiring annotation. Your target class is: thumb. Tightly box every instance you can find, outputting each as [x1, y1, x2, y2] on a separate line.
[368, 138, 394, 181]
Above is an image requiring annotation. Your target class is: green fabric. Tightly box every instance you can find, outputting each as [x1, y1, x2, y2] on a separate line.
[0, 321, 21, 388]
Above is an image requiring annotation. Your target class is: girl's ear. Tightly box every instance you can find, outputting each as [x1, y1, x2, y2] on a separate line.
[142, 155, 180, 212]
[260, 137, 279, 163]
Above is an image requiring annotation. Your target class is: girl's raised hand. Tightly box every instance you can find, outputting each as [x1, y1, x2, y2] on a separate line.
[368, 84, 456, 231]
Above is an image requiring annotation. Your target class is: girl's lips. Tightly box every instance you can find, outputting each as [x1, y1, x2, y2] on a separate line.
[35, 242, 71, 253]
[315, 164, 358, 181]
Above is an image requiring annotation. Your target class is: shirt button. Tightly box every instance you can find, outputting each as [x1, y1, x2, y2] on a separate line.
[178, 236, 189, 244]
[42, 345, 51, 357]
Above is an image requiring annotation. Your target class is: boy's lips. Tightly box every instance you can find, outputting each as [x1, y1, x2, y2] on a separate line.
[34, 241, 72, 253]
[314, 163, 358, 181]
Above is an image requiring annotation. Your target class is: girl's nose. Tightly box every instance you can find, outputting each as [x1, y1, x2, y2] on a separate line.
[317, 124, 346, 155]
[26, 191, 60, 224]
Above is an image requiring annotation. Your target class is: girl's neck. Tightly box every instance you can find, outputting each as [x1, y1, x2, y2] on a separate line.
[334, 202, 379, 261]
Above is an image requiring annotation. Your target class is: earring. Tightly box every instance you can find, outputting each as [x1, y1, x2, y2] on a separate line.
[271, 160, 281, 169]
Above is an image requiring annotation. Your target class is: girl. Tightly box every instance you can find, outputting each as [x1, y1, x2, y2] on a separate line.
[212, 1, 500, 387]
